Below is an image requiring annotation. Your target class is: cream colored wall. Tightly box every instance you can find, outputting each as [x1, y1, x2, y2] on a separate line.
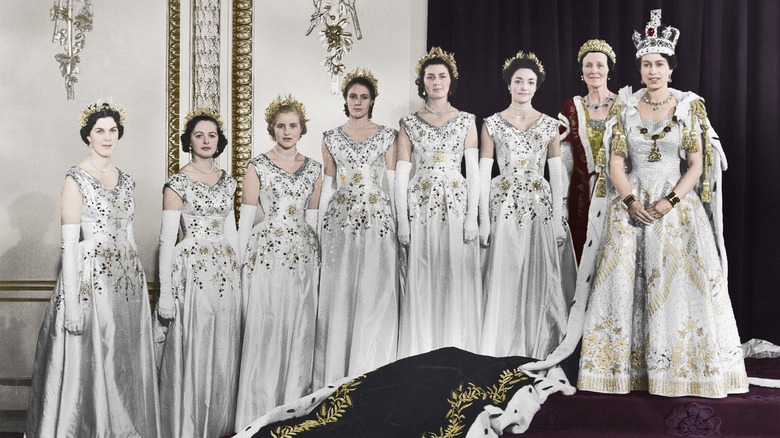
[0, 0, 427, 418]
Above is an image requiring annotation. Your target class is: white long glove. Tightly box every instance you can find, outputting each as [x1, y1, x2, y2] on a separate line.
[478, 157, 494, 246]
[61, 224, 83, 335]
[157, 210, 180, 320]
[395, 160, 412, 245]
[547, 156, 567, 243]
[306, 209, 318, 232]
[237, 203, 258, 262]
[464, 148, 479, 243]
[223, 209, 239, 257]
[385, 169, 396, 214]
[318, 175, 336, 235]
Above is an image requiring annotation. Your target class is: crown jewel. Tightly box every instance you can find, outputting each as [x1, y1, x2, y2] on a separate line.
[633, 9, 680, 58]
[341, 68, 379, 97]
[502, 51, 546, 78]
[415, 47, 459, 79]
[184, 107, 223, 130]
[577, 39, 616, 64]
[80, 102, 125, 127]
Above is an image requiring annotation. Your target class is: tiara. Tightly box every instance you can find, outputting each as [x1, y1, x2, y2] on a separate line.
[184, 107, 223, 130]
[80, 102, 125, 127]
[341, 68, 379, 97]
[502, 51, 546, 77]
[577, 39, 616, 64]
[633, 9, 680, 58]
[415, 47, 459, 79]
[264, 95, 309, 126]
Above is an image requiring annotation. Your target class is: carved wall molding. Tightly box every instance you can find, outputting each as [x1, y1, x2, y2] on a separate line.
[166, 0, 182, 177]
[231, 0, 253, 216]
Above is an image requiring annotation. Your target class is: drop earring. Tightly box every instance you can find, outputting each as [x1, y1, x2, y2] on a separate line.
[580, 75, 584, 81]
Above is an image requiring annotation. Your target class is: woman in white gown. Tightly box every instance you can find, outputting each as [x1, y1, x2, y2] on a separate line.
[479, 51, 572, 359]
[155, 108, 241, 437]
[314, 68, 399, 386]
[395, 47, 482, 357]
[577, 10, 748, 397]
[235, 96, 323, 427]
[26, 103, 160, 437]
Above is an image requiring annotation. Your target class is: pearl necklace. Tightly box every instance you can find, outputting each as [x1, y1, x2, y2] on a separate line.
[508, 104, 532, 117]
[273, 144, 297, 161]
[189, 159, 215, 174]
[582, 94, 614, 111]
[641, 92, 674, 111]
[88, 154, 112, 173]
[424, 102, 451, 115]
[346, 119, 372, 130]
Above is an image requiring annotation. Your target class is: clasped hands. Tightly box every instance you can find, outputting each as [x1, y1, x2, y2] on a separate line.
[628, 198, 673, 225]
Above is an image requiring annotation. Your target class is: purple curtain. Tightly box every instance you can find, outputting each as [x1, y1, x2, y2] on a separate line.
[426, 0, 780, 344]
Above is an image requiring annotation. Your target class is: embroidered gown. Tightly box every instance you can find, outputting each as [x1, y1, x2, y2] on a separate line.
[156, 172, 241, 438]
[398, 112, 482, 358]
[26, 167, 160, 438]
[235, 155, 322, 428]
[314, 126, 399, 387]
[479, 114, 571, 359]
[577, 88, 748, 397]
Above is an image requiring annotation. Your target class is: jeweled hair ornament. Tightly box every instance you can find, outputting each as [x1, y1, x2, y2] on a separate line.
[184, 107, 223, 130]
[633, 9, 680, 58]
[577, 39, 616, 64]
[415, 47, 459, 79]
[341, 68, 379, 97]
[80, 102, 125, 127]
[502, 50, 546, 79]
[264, 95, 310, 126]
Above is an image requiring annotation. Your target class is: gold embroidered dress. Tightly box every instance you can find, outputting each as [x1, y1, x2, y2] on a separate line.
[577, 87, 748, 397]
[235, 155, 322, 427]
[26, 168, 160, 437]
[156, 171, 241, 438]
[314, 126, 399, 387]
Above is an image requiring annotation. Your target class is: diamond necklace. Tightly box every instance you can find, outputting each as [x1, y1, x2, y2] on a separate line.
[641, 92, 674, 111]
[582, 94, 614, 111]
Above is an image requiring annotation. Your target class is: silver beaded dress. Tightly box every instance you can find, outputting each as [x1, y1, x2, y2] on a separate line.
[26, 167, 160, 438]
[156, 171, 241, 438]
[479, 114, 571, 359]
[397, 112, 483, 358]
[314, 126, 399, 388]
[235, 154, 322, 428]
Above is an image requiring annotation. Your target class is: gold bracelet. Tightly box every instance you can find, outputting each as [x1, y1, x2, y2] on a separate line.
[664, 191, 681, 207]
[622, 194, 637, 208]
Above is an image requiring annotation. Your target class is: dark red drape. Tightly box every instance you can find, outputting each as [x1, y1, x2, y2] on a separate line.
[426, 0, 780, 344]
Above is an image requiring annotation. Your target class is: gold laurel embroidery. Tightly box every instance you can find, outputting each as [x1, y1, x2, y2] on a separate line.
[424, 368, 529, 438]
[271, 376, 365, 438]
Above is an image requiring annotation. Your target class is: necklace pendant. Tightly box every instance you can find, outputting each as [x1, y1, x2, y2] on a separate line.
[648, 141, 662, 161]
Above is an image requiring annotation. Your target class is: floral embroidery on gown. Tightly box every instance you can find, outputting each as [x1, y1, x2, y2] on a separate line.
[398, 112, 482, 358]
[577, 88, 748, 397]
[156, 171, 241, 438]
[26, 167, 160, 438]
[235, 154, 322, 429]
[314, 126, 399, 387]
[479, 114, 570, 359]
